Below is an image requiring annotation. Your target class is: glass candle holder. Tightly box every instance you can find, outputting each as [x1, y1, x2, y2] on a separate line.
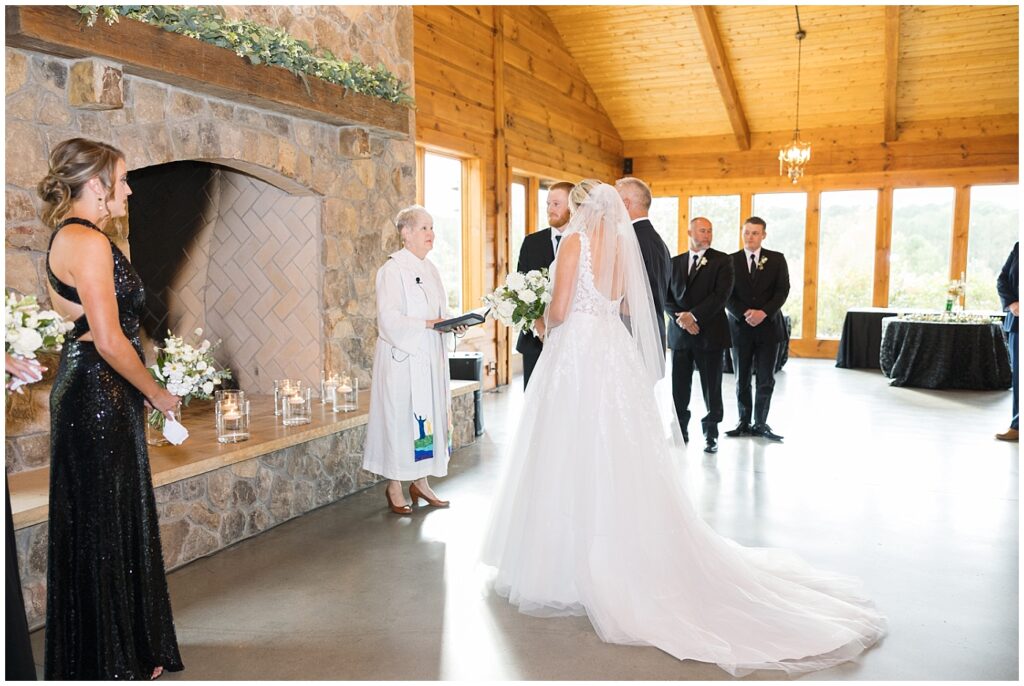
[282, 386, 312, 426]
[216, 389, 250, 443]
[274, 379, 302, 416]
[332, 375, 359, 413]
[320, 371, 340, 406]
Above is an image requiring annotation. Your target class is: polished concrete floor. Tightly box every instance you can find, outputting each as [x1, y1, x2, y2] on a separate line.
[31, 359, 1019, 679]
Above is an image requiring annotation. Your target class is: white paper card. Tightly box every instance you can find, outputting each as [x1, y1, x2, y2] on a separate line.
[162, 417, 189, 445]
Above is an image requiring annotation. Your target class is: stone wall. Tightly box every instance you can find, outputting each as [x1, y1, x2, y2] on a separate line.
[5, 6, 416, 472]
[14, 391, 475, 630]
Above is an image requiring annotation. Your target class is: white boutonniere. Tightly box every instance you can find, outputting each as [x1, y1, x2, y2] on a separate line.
[757, 256, 768, 271]
[699, 256, 708, 267]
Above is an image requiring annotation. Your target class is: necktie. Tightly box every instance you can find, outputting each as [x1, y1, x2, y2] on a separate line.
[689, 253, 699, 276]
[555, 234, 562, 254]
[749, 253, 757, 276]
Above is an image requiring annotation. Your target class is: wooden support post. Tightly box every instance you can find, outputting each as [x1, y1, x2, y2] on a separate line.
[678, 193, 690, 253]
[873, 186, 893, 307]
[802, 189, 821, 340]
[950, 185, 971, 283]
[493, 7, 510, 387]
[739, 192, 753, 250]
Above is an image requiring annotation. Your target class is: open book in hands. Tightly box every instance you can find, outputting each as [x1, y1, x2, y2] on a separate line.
[433, 307, 490, 332]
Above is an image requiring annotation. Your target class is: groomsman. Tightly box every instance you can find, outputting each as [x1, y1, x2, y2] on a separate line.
[996, 241, 1018, 441]
[615, 177, 672, 350]
[725, 217, 790, 442]
[516, 181, 575, 389]
[665, 217, 734, 452]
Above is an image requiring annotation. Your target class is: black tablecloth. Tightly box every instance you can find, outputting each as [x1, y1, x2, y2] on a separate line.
[879, 318, 1012, 390]
[837, 308, 1006, 370]
[723, 315, 791, 374]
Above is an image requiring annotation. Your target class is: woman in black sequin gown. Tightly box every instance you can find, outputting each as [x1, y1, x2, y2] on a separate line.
[39, 139, 184, 679]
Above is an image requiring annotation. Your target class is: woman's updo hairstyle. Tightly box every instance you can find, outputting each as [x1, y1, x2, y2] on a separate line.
[37, 137, 124, 228]
[569, 178, 602, 212]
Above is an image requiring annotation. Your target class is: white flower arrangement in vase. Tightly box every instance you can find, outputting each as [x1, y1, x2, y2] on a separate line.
[148, 328, 232, 431]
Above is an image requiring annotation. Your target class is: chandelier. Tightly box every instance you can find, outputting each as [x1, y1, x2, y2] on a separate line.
[779, 7, 810, 183]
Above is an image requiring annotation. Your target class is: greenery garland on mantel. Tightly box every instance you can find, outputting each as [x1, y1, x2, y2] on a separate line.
[72, 5, 413, 106]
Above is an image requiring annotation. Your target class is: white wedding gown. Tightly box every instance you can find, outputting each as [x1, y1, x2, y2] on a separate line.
[481, 230, 886, 676]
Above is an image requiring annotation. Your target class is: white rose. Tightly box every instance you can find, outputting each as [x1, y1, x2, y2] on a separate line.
[497, 300, 516, 320]
[541, 291, 552, 304]
[518, 289, 537, 304]
[12, 328, 43, 357]
[199, 340, 211, 353]
[505, 272, 526, 292]
[194, 327, 204, 337]
[202, 381, 214, 394]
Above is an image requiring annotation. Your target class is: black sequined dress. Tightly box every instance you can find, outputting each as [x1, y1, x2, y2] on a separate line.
[44, 218, 184, 679]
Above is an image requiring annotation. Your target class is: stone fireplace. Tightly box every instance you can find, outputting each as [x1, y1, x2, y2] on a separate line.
[5, 5, 418, 472]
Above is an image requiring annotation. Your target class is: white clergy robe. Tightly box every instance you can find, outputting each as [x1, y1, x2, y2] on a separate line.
[363, 248, 453, 480]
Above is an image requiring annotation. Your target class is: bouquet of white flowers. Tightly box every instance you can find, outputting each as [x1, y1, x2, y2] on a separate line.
[483, 268, 552, 335]
[5, 290, 73, 391]
[148, 328, 232, 429]
[5, 291, 73, 359]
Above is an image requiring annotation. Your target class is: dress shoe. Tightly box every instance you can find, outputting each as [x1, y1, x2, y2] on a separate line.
[724, 423, 751, 437]
[995, 427, 1019, 442]
[751, 424, 784, 442]
[410, 482, 450, 508]
[385, 487, 412, 515]
[704, 437, 718, 454]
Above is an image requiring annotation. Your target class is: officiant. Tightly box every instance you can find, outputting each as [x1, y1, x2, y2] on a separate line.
[364, 205, 459, 514]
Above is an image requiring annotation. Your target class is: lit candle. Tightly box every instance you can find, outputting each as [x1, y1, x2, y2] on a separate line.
[223, 409, 241, 421]
[338, 383, 352, 393]
[288, 395, 305, 404]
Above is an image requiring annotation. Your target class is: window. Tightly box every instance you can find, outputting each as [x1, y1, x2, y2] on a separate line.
[752, 193, 807, 338]
[422, 151, 464, 311]
[689, 195, 740, 254]
[816, 190, 879, 338]
[510, 179, 527, 272]
[888, 187, 955, 309]
[967, 184, 1020, 311]
[649, 197, 679, 256]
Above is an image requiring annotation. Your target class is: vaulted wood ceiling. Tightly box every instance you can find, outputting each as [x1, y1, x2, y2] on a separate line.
[542, 5, 1019, 145]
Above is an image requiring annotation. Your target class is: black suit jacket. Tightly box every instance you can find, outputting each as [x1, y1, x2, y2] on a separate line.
[632, 219, 672, 349]
[997, 241, 1018, 333]
[665, 248, 734, 351]
[515, 228, 557, 356]
[726, 248, 791, 344]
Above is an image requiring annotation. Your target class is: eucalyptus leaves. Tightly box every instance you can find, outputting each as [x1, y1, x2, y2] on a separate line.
[72, 5, 413, 105]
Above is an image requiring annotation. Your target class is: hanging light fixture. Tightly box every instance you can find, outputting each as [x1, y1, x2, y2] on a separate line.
[779, 6, 811, 183]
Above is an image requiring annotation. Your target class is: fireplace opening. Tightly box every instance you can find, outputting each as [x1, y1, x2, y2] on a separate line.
[127, 161, 323, 393]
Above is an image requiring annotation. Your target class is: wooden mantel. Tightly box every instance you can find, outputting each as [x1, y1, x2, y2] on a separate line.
[5, 5, 410, 137]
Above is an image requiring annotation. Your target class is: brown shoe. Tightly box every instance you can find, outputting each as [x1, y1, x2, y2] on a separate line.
[995, 428, 1019, 442]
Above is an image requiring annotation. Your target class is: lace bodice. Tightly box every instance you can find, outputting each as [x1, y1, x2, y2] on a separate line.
[571, 232, 622, 318]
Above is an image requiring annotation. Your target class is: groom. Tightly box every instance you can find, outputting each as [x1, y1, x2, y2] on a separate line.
[516, 181, 575, 389]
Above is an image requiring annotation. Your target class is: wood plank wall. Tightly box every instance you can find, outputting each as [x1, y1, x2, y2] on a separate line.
[414, 6, 624, 387]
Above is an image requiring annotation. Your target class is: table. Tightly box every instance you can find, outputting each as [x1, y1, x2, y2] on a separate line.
[879, 317, 1012, 390]
[837, 308, 1005, 369]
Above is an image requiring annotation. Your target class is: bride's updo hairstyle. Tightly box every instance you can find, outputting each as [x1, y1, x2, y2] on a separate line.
[37, 137, 124, 228]
[569, 178, 602, 212]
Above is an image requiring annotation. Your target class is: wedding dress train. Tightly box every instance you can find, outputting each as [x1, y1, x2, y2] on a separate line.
[480, 184, 886, 676]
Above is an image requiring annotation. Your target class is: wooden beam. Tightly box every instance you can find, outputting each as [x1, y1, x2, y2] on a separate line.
[884, 6, 900, 142]
[526, 176, 540, 234]
[873, 187, 893, 306]
[691, 5, 751, 151]
[950, 185, 971, 282]
[802, 189, 821, 341]
[6, 6, 409, 136]
[493, 7, 511, 387]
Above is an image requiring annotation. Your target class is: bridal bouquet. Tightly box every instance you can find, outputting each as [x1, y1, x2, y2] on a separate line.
[5, 290, 74, 391]
[147, 328, 232, 430]
[483, 269, 552, 335]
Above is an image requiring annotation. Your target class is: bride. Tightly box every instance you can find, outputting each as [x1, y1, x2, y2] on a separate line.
[480, 180, 886, 676]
